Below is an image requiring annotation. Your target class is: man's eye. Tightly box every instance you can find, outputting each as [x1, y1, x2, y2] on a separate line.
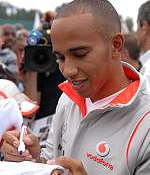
[73, 50, 88, 57]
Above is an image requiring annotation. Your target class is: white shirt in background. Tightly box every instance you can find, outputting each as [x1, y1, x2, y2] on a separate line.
[140, 50, 150, 91]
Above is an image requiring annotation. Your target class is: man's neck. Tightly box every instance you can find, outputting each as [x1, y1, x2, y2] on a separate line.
[90, 66, 131, 102]
[141, 40, 150, 54]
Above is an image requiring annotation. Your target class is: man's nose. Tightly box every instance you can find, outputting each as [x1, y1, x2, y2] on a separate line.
[61, 58, 78, 78]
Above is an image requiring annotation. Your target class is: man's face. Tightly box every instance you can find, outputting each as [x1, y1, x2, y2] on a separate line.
[16, 39, 26, 68]
[1, 27, 16, 49]
[51, 14, 114, 101]
[136, 21, 146, 51]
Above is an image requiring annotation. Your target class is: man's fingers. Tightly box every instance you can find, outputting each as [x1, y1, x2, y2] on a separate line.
[2, 130, 20, 147]
[24, 133, 38, 146]
[4, 154, 24, 162]
[23, 133, 41, 159]
[4, 153, 33, 162]
[1, 141, 19, 156]
[1, 141, 31, 157]
[48, 156, 88, 175]
[1, 140, 33, 157]
[51, 169, 64, 175]
[1, 130, 40, 162]
[1, 142, 33, 161]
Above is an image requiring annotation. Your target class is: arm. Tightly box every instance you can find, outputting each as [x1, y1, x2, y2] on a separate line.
[24, 71, 40, 103]
[134, 131, 150, 175]
[40, 93, 67, 160]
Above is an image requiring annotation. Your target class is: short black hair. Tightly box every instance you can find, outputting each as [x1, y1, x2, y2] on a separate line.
[137, 0, 150, 26]
[55, 0, 121, 40]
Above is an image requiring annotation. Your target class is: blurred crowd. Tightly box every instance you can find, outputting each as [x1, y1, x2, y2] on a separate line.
[0, 11, 65, 145]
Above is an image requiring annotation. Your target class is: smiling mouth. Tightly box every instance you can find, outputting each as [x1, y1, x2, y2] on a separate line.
[70, 79, 87, 90]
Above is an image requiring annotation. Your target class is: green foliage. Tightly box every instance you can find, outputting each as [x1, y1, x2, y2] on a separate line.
[0, 2, 42, 30]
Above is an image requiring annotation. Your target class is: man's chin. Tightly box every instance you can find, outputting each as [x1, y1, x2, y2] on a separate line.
[75, 90, 89, 98]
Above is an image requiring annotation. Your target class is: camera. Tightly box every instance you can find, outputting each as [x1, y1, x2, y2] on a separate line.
[24, 22, 57, 73]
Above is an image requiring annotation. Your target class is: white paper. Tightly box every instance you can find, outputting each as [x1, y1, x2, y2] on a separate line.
[0, 98, 23, 141]
[0, 161, 66, 175]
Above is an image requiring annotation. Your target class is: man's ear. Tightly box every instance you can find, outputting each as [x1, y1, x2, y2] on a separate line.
[112, 33, 124, 52]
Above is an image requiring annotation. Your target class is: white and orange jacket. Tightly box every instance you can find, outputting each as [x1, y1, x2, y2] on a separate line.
[41, 62, 150, 175]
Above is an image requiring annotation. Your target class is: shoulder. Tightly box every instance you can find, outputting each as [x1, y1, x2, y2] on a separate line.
[54, 92, 80, 125]
[56, 92, 75, 111]
[126, 107, 150, 173]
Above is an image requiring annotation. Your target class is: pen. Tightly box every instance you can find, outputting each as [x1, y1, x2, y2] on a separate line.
[0, 152, 4, 161]
[18, 125, 27, 155]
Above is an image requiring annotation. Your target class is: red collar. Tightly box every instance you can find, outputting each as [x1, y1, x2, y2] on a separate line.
[59, 64, 140, 118]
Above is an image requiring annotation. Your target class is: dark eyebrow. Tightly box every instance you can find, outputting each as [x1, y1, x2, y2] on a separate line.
[53, 46, 89, 55]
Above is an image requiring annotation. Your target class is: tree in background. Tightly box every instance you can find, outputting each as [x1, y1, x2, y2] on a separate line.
[0, 2, 42, 30]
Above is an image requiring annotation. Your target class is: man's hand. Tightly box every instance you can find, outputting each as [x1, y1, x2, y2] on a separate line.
[1, 129, 41, 162]
[47, 156, 88, 175]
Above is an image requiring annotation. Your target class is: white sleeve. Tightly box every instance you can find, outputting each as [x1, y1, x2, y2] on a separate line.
[40, 93, 69, 160]
[140, 60, 150, 91]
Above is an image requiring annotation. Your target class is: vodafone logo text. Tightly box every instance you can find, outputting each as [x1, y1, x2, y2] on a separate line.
[86, 152, 113, 170]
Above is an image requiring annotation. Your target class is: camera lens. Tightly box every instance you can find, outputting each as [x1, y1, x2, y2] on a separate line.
[34, 49, 48, 65]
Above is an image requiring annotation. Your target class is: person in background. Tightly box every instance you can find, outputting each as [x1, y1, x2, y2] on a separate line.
[121, 33, 141, 71]
[14, 28, 29, 91]
[14, 28, 40, 102]
[1, 0, 150, 174]
[14, 23, 25, 32]
[0, 24, 19, 83]
[136, 0, 150, 89]
[0, 24, 16, 51]
[137, 0, 150, 67]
